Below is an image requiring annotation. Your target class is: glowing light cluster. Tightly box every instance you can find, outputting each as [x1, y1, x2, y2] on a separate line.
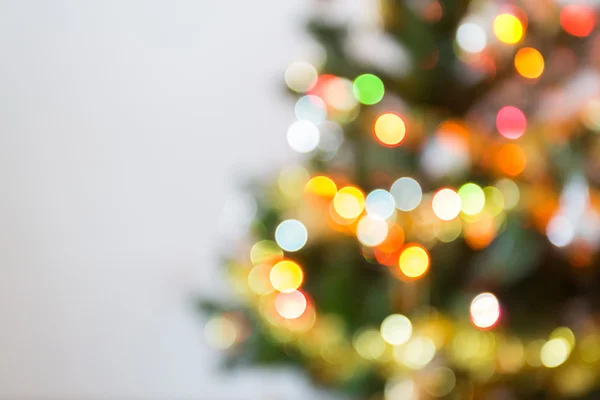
[275, 219, 308, 252]
[493, 14, 524, 44]
[374, 113, 406, 147]
[515, 47, 544, 79]
[496, 106, 526, 139]
[470, 292, 501, 329]
[353, 74, 384, 105]
[432, 188, 462, 221]
[399, 245, 430, 279]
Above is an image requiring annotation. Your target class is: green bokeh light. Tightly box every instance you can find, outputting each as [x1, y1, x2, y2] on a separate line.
[458, 183, 485, 215]
[353, 74, 384, 105]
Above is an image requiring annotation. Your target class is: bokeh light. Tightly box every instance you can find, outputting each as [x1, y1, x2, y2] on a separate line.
[295, 95, 327, 124]
[547, 214, 574, 248]
[323, 77, 357, 112]
[333, 186, 365, 219]
[458, 183, 485, 215]
[278, 165, 309, 199]
[496, 106, 526, 139]
[270, 260, 303, 293]
[317, 120, 344, 154]
[424, 367, 456, 397]
[390, 177, 423, 212]
[354, 328, 386, 360]
[380, 314, 412, 345]
[357, 216, 389, 247]
[250, 240, 283, 265]
[374, 113, 406, 147]
[396, 335, 436, 369]
[432, 188, 462, 221]
[247, 264, 275, 295]
[275, 290, 307, 319]
[305, 176, 337, 199]
[493, 14, 524, 44]
[515, 47, 544, 79]
[353, 74, 384, 105]
[385, 379, 417, 400]
[497, 143, 526, 176]
[287, 120, 320, 153]
[541, 338, 571, 368]
[204, 314, 239, 350]
[470, 292, 501, 329]
[560, 5, 596, 38]
[456, 23, 487, 53]
[495, 178, 520, 209]
[365, 189, 396, 220]
[399, 245, 430, 278]
[275, 219, 308, 252]
[284, 62, 318, 93]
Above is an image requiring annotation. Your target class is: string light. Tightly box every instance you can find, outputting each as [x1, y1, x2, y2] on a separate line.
[390, 177, 422, 212]
[458, 183, 485, 216]
[275, 219, 308, 252]
[380, 314, 412, 345]
[365, 189, 396, 220]
[356, 216, 388, 246]
[287, 120, 320, 153]
[305, 176, 337, 198]
[496, 106, 526, 139]
[353, 74, 384, 105]
[560, 5, 596, 38]
[456, 23, 487, 53]
[540, 338, 571, 368]
[275, 290, 307, 319]
[285, 62, 318, 93]
[295, 95, 327, 124]
[333, 186, 365, 219]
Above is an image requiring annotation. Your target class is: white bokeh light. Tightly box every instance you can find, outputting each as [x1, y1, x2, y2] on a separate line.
[287, 120, 320, 153]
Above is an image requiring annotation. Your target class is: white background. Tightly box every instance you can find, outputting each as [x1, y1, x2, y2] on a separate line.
[0, 1, 333, 398]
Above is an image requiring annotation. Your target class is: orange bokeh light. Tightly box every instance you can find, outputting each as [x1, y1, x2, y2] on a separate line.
[561, 5, 596, 38]
[515, 47, 544, 79]
[497, 143, 526, 176]
[373, 113, 407, 147]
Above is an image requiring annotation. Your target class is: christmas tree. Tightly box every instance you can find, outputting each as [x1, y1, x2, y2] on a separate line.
[202, 1, 600, 398]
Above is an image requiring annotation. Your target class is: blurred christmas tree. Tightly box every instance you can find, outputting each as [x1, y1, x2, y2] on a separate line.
[202, 0, 600, 398]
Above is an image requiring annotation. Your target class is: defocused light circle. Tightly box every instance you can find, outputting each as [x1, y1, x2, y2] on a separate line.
[204, 315, 238, 350]
[295, 95, 327, 124]
[357, 216, 388, 247]
[374, 113, 406, 147]
[333, 186, 365, 219]
[397, 336, 436, 369]
[275, 219, 308, 252]
[515, 47, 544, 79]
[432, 188, 462, 221]
[390, 177, 423, 212]
[250, 240, 283, 265]
[561, 5, 596, 38]
[497, 143, 526, 176]
[456, 23, 487, 53]
[248, 264, 275, 295]
[458, 183, 485, 215]
[470, 292, 501, 329]
[496, 106, 527, 139]
[270, 260, 303, 293]
[366, 189, 396, 220]
[287, 120, 320, 153]
[541, 338, 571, 368]
[399, 245, 430, 278]
[354, 329, 386, 360]
[323, 77, 357, 111]
[353, 74, 385, 105]
[285, 62, 318, 93]
[305, 175, 337, 198]
[493, 14, 524, 44]
[547, 215, 574, 248]
[495, 178, 520, 209]
[380, 314, 413, 345]
[275, 290, 307, 319]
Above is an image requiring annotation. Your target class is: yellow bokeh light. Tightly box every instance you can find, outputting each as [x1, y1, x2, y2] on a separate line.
[395, 335, 436, 369]
[380, 314, 413, 346]
[374, 113, 406, 147]
[250, 240, 283, 265]
[333, 186, 365, 219]
[248, 264, 275, 295]
[432, 188, 462, 221]
[550, 327, 576, 348]
[269, 260, 303, 293]
[305, 176, 337, 198]
[541, 338, 571, 368]
[399, 245, 430, 279]
[493, 14, 524, 44]
[515, 47, 544, 79]
[353, 328, 386, 360]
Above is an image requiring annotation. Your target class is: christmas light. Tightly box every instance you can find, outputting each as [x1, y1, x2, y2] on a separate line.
[380, 314, 412, 345]
[284, 62, 318, 93]
[250, 240, 283, 265]
[496, 106, 526, 139]
[560, 5, 596, 38]
[493, 14, 524, 44]
[353, 74, 384, 105]
[373, 113, 406, 147]
[333, 186, 365, 219]
[304, 176, 337, 198]
[540, 338, 571, 368]
[365, 189, 396, 220]
[399, 245, 430, 278]
[456, 23, 487, 53]
[204, 315, 239, 350]
[270, 260, 304, 292]
[515, 47, 544, 79]
[275, 290, 307, 319]
[470, 293, 501, 329]
[275, 219, 308, 252]
[432, 188, 462, 221]
[287, 120, 320, 153]
[390, 177, 422, 212]
[356, 216, 388, 246]
[247, 264, 275, 295]
[458, 183, 485, 216]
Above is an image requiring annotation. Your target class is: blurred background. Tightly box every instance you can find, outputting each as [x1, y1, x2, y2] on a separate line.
[0, 1, 320, 398]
